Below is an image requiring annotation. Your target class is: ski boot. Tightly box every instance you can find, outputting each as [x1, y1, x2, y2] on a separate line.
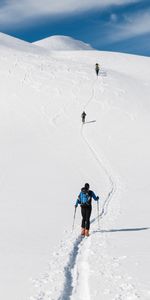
[85, 229, 89, 237]
[81, 228, 85, 237]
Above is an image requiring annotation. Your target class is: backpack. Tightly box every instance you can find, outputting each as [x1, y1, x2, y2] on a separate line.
[79, 188, 90, 205]
[95, 64, 99, 70]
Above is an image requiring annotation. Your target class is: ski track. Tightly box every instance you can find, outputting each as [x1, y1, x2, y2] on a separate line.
[31, 73, 117, 300]
[82, 76, 116, 219]
[71, 237, 91, 300]
[69, 76, 116, 299]
[58, 236, 83, 300]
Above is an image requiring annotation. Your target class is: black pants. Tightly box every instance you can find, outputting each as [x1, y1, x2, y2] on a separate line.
[96, 69, 99, 76]
[81, 205, 92, 230]
[82, 117, 85, 123]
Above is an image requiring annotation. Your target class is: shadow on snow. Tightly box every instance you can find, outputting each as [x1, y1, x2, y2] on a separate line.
[99, 70, 107, 77]
[92, 227, 150, 234]
[84, 120, 96, 124]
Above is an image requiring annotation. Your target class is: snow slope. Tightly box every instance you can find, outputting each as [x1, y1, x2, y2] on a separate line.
[0, 32, 150, 300]
[33, 35, 93, 50]
[0, 32, 47, 54]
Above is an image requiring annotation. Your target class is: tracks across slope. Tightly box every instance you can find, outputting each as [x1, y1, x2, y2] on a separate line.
[31, 74, 117, 300]
[70, 77, 116, 299]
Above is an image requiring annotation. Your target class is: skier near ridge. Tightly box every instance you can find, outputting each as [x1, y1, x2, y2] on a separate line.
[81, 111, 86, 124]
[95, 63, 100, 77]
[75, 183, 99, 237]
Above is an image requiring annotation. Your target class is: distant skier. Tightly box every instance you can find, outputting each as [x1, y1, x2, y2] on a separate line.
[75, 183, 99, 237]
[95, 63, 100, 77]
[81, 111, 86, 124]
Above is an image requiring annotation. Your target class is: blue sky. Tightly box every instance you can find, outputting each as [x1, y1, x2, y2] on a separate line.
[0, 0, 150, 56]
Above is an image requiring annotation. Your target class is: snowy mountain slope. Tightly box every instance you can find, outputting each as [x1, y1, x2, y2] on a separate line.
[33, 35, 93, 50]
[31, 51, 150, 300]
[0, 33, 150, 300]
[0, 32, 48, 54]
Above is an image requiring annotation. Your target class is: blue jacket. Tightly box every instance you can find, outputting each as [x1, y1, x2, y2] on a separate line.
[75, 189, 99, 207]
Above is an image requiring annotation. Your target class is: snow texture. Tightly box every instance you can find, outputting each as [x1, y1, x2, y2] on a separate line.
[33, 35, 93, 51]
[0, 33, 150, 300]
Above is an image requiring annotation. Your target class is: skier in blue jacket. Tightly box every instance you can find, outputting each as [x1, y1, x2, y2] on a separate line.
[75, 183, 99, 236]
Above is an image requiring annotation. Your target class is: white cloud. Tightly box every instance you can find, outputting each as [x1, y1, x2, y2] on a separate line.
[110, 13, 118, 22]
[0, 0, 140, 28]
[109, 10, 150, 42]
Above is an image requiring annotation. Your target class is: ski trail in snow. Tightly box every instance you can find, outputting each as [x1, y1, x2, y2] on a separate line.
[81, 79, 116, 218]
[31, 77, 117, 300]
[81, 129, 115, 218]
[71, 237, 91, 300]
[31, 233, 83, 300]
[69, 78, 117, 299]
[58, 236, 83, 300]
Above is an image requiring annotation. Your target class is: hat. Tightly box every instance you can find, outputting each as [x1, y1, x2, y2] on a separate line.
[84, 183, 90, 190]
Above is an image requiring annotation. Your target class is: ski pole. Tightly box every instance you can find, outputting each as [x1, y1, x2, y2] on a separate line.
[72, 206, 77, 232]
[97, 200, 100, 230]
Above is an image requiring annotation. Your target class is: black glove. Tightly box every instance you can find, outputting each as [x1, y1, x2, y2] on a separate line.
[96, 196, 99, 201]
